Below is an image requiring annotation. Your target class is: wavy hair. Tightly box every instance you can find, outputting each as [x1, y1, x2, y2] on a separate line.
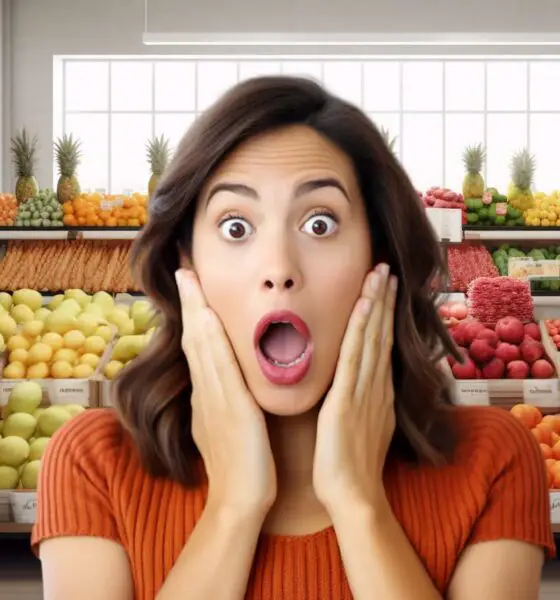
[114, 75, 459, 486]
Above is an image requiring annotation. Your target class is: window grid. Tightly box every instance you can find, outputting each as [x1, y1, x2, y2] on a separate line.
[58, 57, 560, 194]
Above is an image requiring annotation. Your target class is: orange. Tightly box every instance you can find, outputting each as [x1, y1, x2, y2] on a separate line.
[510, 404, 542, 430]
[117, 218, 127, 227]
[127, 219, 140, 228]
[540, 444, 554, 460]
[106, 217, 117, 227]
[63, 202, 74, 215]
[63, 214, 77, 226]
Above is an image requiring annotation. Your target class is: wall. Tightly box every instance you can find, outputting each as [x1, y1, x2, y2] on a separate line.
[5, 0, 560, 189]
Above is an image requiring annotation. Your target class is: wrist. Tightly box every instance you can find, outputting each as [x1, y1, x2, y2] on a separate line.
[326, 490, 391, 527]
[205, 495, 271, 530]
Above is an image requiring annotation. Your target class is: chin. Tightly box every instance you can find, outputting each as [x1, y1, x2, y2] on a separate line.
[249, 379, 329, 416]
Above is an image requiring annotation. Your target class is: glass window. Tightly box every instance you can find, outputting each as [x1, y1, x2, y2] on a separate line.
[154, 61, 196, 112]
[323, 62, 362, 106]
[445, 114, 485, 189]
[281, 61, 323, 81]
[530, 114, 560, 192]
[363, 62, 400, 111]
[486, 113, 528, 191]
[445, 62, 485, 111]
[530, 62, 560, 112]
[197, 61, 238, 110]
[111, 114, 153, 193]
[111, 62, 153, 112]
[487, 62, 527, 112]
[64, 113, 109, 192]
[401, 114, 443, 191]
[238, 61, 282, 80]
[65, 62, 109, 112]
[402, 62, 443, 111]
[155, 113, 197, 151]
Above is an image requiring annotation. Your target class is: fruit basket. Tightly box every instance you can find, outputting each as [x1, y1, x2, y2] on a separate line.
[444, 320, 560, 409]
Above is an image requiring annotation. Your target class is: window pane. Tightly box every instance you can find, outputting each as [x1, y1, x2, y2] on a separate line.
[486, 113, 528, 191]
[487, 62, 527, 111]
[368, 113, 401, 156]
[530, 62, 560, 111]
[363, 62, 400, 111]
[402, 62, 443, 111]
[64, 113, 109, 192]
[401, 114, 443, 191]
[155, 113, 197, 152]
[65, 62, 109, 112]
[239, 61, 281, 80]
[111, 114, 153, 194]
[197, 61, 238, 111]
[111, 62, 153, 112]
[281, 61, 323, 82]
[445, 62, 485, 111]
[154, 61, 196, 111]
[530, 114, 560, 192]
[323, 62, 362, 106]
[444, 114, 485, 189]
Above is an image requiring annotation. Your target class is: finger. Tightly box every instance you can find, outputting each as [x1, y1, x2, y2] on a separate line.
[330, 274, 376, 398]
[175, 269, 207, 350]
[356, 265, 390, 397]
[377, 275, 398, 382]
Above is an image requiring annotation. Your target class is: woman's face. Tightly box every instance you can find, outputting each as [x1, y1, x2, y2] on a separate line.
[192, 125, 372, 415]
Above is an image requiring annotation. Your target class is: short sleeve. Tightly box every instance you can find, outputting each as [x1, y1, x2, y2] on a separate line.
[466, 409, 556, 558]
[31, 409, 123, 555]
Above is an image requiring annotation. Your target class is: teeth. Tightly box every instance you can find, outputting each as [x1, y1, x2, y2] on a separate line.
[270, 350, 306, 368]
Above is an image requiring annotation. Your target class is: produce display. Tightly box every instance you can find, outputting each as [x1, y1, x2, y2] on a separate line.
[437, 299, 468, 329]
[492, 245, 560, 292]
[446, 244, 499, 292]
[467, 276, 534, 325]
[54, 133, 82, 204]
[524, 191, 560, 227]
[448, 315, 555, 380]
[13, 188, 63, 228]
[62, 192, 148, 228]
[0, 240, 140, 293]
[146, 135, 171, 202]
[420, 186, 467, 224]
[0, 381, 84, 490]
[544, 320, 560, 352]
[464, 187, 523, 227]
[0, 194, 18, 227]
[508, 149, 536, 212]
[462, 143, 486, 199]
[10, 128, 39, 204]
[509, 404, 560, 489]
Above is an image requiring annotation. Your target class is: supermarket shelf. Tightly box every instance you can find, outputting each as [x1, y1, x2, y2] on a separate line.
[463, 226, 560, 242]
[0, 227, 141, 241]
[0, 523, 32, 534]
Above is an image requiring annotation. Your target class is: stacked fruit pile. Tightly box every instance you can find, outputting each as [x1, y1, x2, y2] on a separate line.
[510, 404, 560, 489]
[437, 300, 468, 328]
[523, 192, 560, 227]
[13, 188, 64, 228]
[446, 245, 499, 292]
[0, 289, 118, 380]
[544, 320, 560, 352]
[467, 276, 533, 325]
[0, 381, 83, 490]
[62, 192, 148, 228]
[448, 316, 556, 380]
[0, 240, 140, 293]
[0, 194, 18, 227]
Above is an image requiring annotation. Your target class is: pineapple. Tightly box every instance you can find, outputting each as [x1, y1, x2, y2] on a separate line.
[380, 127, 397, 153]
[146, 135, 171, 200]
[54, 133, 82, 203]
[461, 143, 486, 198]
[508, 149, 536, 211]
[11, 128, 39, 204]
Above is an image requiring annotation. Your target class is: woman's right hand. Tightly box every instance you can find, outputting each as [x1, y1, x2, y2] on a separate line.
[175, 269, 277, 518]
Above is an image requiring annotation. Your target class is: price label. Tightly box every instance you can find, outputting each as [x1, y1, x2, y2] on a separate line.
[551, 492, 560, 524]
[522, 379, 560, 407]
[509, 258, 560, 281]
[0, 380, 24, 407]
[50, 380, 90, 406]
[456, 381, 490, 406]
[425, 208, 462, 243]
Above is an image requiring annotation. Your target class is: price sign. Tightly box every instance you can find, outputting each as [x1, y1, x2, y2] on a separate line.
[50, 380, 90, 406]
[456, 381, 490, 406]
[425, 208, 462, 243]
[551, 492, 560, 524]
[0, 380, 24, 407]
[522, 379, 560, 407]
[509, 258, 560, 281]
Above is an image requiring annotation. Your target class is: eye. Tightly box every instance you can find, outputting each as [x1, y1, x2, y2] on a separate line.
[302, 213, 338, 237]
[218, 216, 254, 241]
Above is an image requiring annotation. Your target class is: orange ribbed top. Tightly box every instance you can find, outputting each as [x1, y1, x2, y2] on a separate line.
[32, 406, 555, 599]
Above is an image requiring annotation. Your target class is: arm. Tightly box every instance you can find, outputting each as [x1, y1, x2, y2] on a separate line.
[156, 502, 265, 600]
[331, 497, 442, 600]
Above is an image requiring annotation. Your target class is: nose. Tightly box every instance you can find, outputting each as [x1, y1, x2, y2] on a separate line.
[260, 238, 302, 293]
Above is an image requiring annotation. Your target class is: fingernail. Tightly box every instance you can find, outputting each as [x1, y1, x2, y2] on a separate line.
[175, 270, 189, 292]
[379, 263, 390, 277]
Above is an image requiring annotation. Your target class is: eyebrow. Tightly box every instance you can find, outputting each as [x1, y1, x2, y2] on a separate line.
[206, 177, 350, 205]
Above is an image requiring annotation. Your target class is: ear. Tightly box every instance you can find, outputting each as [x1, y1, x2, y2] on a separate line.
[176, 244, 194, 271]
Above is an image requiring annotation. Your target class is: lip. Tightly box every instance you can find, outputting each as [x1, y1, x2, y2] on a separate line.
[254, 310, 313, 386]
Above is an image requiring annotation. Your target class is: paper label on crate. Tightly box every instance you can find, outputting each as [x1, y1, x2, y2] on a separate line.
[456, 381, 490, 405]
[50, 380, 90, 406]
[424, 208, 462, 243]
[100, 197, 124, 211]
[551, 492, 560, 524]
[0, 380, 26, 407]
[522, 379, 560, 407]
[509, 258, 560, 281]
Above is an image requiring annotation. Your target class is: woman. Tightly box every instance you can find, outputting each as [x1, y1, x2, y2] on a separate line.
[34, 76, 554, 599]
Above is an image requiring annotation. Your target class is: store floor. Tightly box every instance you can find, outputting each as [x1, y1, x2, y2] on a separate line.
[1, 538, 560, 599]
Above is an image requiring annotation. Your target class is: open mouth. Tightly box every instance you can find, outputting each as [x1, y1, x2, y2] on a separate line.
[254, 311, 313, 386]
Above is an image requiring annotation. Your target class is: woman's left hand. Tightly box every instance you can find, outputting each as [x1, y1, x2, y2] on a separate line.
[313, 264, 397, 513]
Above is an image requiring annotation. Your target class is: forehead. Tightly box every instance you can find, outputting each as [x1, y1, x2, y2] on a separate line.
[208, 125, 358, 184]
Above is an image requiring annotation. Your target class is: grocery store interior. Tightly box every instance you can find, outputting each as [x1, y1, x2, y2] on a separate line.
[2, 0, 560, 597]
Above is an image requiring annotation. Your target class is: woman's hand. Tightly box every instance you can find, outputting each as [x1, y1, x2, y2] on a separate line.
[176, 269, 277, 518]
[313, 264, 397, 513]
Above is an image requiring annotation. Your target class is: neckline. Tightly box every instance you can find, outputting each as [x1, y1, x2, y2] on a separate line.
[259, 524, 335, 544]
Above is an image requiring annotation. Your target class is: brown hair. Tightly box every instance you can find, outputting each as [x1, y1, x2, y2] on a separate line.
[114, 75, 460, 486]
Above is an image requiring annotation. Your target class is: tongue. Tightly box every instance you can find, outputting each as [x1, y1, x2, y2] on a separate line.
[260, 323, 307, 364]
